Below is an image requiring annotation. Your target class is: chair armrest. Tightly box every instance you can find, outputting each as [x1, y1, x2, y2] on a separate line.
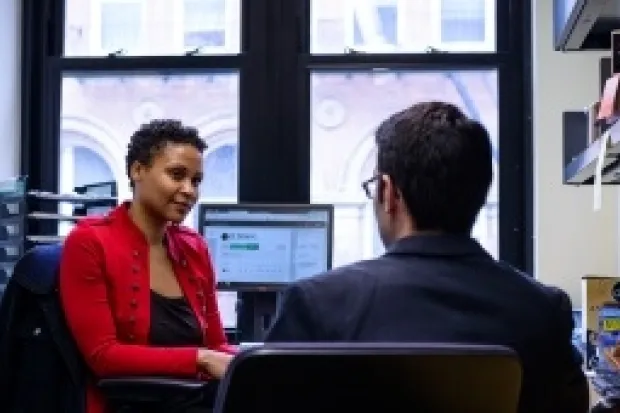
[97, 377, 212, 403]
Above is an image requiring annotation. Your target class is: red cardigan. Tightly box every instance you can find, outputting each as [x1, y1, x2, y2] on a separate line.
[59, 203, 235, 413]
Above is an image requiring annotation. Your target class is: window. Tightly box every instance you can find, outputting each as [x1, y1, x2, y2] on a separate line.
[64, 0, 240, 56]
[310, 70, 499, 266]
[311, 0, 348, 53]
[311, 0, 496, 54]
[435, 0, 495, 51]
[201, 143, 238, 199]
[441, 0, 485, 42]
[59, 72, 240, 212]
[73, 146, 115, 188]
[58, 131, 119, 234]
[312, 0, 403, 54]
[352, 0, 398, 48]
[97, 0, 143, 54]
[375, 5, 397, 45]
[183, 141, 238, 227]
[26, 0, 530, 294]
[58, 129, 121, 195]
[181, 0, 239, 53]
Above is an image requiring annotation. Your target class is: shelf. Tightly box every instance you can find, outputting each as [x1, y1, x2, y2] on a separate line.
[28, 191, 117, 203]
[565, 119, 620, 184]
[554, 0, 620, 51]
[28, 212, 83, 221]
[26, 235, 65, 244]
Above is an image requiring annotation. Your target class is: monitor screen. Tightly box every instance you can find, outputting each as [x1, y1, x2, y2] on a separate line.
[198, 204, 333, 287]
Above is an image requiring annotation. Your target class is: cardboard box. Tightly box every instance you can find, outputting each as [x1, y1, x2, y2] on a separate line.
[582, 276, 620, 371]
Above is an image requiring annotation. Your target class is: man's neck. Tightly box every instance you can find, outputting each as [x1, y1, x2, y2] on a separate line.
[393, 215, 443, 241]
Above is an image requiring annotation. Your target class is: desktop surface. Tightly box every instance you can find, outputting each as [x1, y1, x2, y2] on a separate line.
[199, 204, 333, 287]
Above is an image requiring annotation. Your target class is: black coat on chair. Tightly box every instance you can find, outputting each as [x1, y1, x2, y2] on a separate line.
[0, 244, 87, 413]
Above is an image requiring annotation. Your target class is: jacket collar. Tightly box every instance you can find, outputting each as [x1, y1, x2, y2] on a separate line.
[386, 234, 491, 258]
[106, 202, 183, 263]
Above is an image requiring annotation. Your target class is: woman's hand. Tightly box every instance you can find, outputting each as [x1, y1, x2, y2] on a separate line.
[197, 349, 234, 379]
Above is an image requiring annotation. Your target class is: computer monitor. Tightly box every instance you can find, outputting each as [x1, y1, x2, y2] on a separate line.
[198, 203, 334, 290]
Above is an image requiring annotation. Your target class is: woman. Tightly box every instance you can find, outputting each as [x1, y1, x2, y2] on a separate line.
[60, 119, 236, 413]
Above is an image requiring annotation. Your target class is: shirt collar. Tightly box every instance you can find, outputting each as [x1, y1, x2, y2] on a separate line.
[386, 234, 491, 258]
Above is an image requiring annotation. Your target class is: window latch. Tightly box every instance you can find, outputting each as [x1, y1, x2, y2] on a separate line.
[107, 49, 126, 58]
[344, 47, 364, 55]
[424, 46, 447, 54]
[186, 47, 204, 56]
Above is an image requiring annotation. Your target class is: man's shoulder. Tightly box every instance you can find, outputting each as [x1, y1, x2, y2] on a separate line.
[495, 261, 572, 306]
[489, 262, 577, 339]
[293, 258, 383, 299]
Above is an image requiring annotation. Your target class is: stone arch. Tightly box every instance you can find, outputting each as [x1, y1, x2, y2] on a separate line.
[341, 131, 377, 198]
[194, 113, 238, 149]
[61, 116, 124, 179]
[60, 116, 126, 197]
[72, 146, 115, 187]
[195, 114, 238, 171]
[195, 115, 239, 203]
[61, 115, 125, 156]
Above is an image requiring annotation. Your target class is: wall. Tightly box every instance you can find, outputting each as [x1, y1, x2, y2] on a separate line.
[533, 0, 617, 305]
[0, 0, 20, 179]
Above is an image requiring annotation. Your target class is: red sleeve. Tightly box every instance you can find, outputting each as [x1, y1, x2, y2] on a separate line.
[200, 240, 237, 355]
[59, 224, 200, 378]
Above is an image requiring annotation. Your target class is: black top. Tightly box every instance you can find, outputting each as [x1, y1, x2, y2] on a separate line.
[265, 234, 589, 413]
[149, 291, 203, 346]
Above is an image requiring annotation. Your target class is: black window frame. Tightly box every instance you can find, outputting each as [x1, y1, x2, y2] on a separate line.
[21, 0, 533, 272]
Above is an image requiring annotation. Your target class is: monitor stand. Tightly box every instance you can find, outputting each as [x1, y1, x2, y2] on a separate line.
[236, 290, 283, 342]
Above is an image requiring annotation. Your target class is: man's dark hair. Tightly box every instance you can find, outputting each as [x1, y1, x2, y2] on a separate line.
[375, 101, 492, 234]
[126, 119, 207, 186]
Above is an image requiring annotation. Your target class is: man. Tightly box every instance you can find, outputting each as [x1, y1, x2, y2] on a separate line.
[265, 102, 589, 413]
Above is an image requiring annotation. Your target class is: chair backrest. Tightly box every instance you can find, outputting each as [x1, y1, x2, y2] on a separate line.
[214, 343, 522, 413]
[10, 243, 63, 294]
[0, 243, 88, 413]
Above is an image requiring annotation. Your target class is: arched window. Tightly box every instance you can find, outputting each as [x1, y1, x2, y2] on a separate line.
[73, 145, 115, 187]
[200, 143, 238, 199]
[58, 140, 117, 236]
[360, 149, 384, 257]
[360, 149, 376, 182]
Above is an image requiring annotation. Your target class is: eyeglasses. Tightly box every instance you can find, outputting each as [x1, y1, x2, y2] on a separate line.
[361, 175, 379, 199]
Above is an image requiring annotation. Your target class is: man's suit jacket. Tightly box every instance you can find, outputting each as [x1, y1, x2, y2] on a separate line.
[265, 235, 589, 413]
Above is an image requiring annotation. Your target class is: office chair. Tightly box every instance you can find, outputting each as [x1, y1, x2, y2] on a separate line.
[0, 243, 215, 413]
[99, 377, 216, 413]
[214, 342, 522, 413]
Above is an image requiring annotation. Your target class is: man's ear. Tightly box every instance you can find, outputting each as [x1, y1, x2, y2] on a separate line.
[380, 174, 398, 213]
